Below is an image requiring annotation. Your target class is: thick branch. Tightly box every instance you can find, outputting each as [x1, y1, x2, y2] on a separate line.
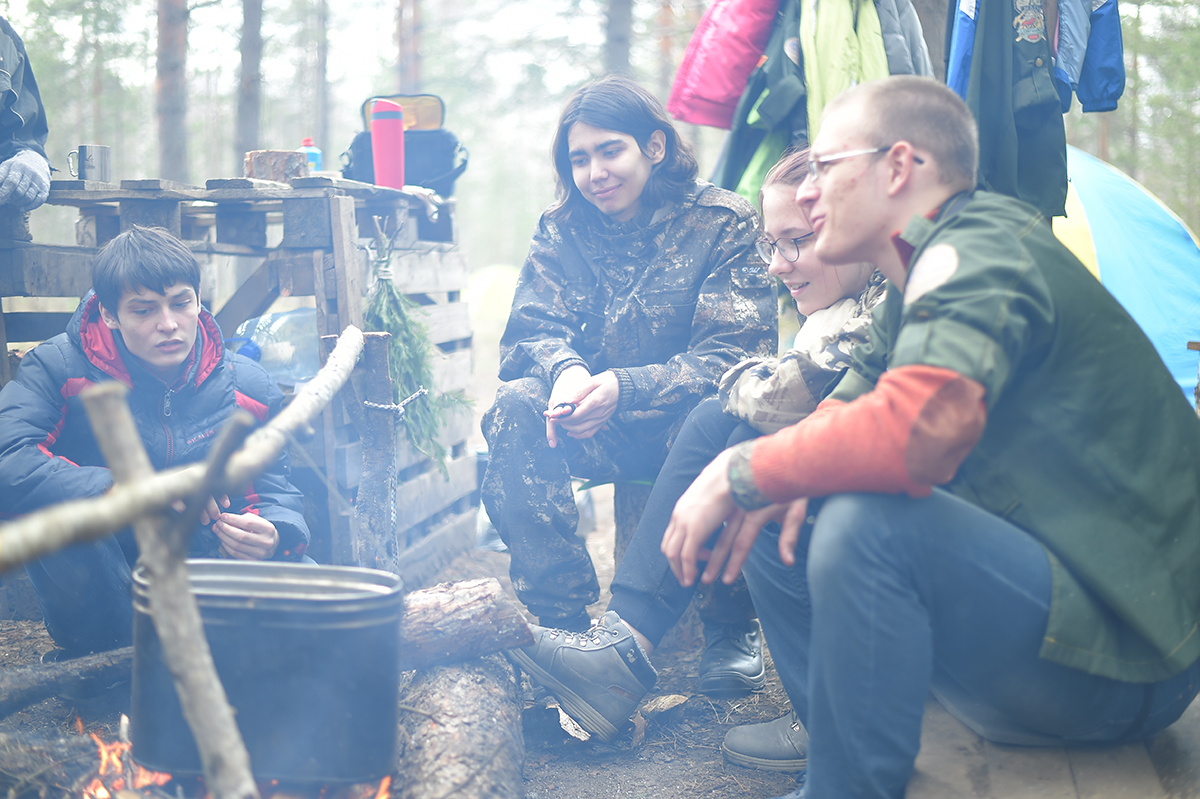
[83, 384, 258, 799]
[399, 579, 533, 671]
[0, 648, 132, 719]
[0, 326, 364, 572]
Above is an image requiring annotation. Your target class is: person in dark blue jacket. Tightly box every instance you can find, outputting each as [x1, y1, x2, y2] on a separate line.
[0, 16, 51, 211]
[0, 225, 310, 655]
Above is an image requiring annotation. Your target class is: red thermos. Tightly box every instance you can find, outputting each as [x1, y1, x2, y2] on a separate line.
[370, 99, 406, 189]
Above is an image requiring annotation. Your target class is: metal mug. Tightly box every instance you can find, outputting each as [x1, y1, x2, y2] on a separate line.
[67, 144, 111, 182]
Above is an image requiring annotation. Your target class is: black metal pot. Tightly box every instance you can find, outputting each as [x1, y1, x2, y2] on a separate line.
[130, 560, 404, 783]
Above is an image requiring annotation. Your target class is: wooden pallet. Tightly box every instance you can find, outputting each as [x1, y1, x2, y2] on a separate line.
[908, 699, 1168, 798]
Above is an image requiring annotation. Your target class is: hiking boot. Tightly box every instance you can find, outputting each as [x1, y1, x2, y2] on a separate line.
[722, 710, 809, 772]
[505, 610, 657, 742]
[698, 619, 766, 696]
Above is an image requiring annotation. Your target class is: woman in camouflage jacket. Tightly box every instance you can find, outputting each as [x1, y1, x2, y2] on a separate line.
[481, 76, 778, 631]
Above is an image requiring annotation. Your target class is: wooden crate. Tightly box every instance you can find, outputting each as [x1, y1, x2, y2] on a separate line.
[318, 229, 478, 587]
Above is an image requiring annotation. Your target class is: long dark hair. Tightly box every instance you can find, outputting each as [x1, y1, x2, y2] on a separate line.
[548, 75, 698, 223]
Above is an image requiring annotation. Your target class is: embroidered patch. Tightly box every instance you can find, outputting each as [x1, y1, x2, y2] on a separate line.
[1013, 0, 1045, 42]
[904, 243, 959, 305]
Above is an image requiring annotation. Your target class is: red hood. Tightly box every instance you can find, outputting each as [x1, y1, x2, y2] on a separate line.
[75, 293, 224, 390]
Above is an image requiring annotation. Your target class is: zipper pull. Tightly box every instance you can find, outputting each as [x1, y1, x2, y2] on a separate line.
[163, 389, 173, 417]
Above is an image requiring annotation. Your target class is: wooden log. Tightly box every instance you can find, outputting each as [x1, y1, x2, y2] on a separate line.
[243, 150, 308, 182]
[399, 579, 532, 671]
[82, 385, 258, 799]
[394, 654, 524, 799]
[0, 647, 132, 718]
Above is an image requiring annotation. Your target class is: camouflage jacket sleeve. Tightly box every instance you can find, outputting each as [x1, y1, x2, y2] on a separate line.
[720, 272, 887, 433]
[497, 215, 589, 387]
[612, 202, 777, 414]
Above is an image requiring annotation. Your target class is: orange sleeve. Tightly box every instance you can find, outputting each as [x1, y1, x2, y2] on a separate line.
[737, 364, 987, 506]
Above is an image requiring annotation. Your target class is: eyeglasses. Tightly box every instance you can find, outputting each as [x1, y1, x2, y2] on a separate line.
[806, 145, 925, 183]
[755, 233, 814, 264]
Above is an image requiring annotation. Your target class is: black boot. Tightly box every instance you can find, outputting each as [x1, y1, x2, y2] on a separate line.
[698, 618, 766, 695]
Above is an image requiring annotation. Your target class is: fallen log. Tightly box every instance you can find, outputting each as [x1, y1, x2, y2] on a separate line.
[394, 654, 524, 799]
[400, 579, 532, 671]
[0, 647, 132, 717]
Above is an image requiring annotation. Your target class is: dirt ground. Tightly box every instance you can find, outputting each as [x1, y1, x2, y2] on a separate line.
[431, 485, 799, 799]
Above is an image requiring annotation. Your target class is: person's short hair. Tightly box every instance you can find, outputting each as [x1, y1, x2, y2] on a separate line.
[92, 226, 202, 315]
[827, 76, 978, 189]
[548, 75, 699, 223]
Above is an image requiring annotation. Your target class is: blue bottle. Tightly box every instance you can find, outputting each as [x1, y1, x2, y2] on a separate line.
[297, 137, 322, 171]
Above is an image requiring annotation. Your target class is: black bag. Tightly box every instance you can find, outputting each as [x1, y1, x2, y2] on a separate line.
[341, 94, 469, 197]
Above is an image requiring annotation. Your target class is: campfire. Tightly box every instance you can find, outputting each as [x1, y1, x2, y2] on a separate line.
[81, 730, 172, 799]
[74, 720, 393, 799]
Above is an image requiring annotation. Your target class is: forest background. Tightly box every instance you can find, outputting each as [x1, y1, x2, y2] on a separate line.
[0, 0, 1196, 281]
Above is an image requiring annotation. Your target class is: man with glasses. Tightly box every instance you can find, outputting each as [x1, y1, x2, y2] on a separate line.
[663, 75, 1200, 799]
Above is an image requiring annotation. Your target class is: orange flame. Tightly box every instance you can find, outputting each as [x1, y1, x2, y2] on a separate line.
[83, 777, 110, 799]
[373, 775, 392, 799]
[132, 765, 172, 789]
[89, 733, 126, 775]
[81, 732, 172, 798]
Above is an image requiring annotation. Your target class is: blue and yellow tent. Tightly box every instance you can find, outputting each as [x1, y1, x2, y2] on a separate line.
[1054, 146, 1200, 399]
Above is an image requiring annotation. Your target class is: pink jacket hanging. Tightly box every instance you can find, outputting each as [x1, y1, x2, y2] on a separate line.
[668, 0, 781, 129]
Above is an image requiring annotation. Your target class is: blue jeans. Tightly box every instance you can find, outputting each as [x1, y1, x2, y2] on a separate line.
[25, 528, 140, 654]
[743, 490, 1200, 799]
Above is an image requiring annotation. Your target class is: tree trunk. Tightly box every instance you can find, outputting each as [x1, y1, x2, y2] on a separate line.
[316, 0, 329, 158]
[657, 0, 673, 98]
[157, 0, 190, 183]
[910, 0, 946, 81]
[397, 0, 421, 93]
[394, 655, 524, 799]
[235, 0, 263, 174]
[605, 0, 633, 76]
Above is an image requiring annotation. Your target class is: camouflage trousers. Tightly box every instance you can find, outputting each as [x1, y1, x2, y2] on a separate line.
[481, 377, 677, 627]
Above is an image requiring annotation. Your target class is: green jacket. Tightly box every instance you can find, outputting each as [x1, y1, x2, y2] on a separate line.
[831, 190, 1200, 682]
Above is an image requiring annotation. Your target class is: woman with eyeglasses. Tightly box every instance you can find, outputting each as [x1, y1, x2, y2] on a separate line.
[506, 147, 885, 759]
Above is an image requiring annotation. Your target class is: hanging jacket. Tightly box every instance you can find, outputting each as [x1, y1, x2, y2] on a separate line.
[1073, 0, 1124, 112]
[965, 0, 1069, 217]
[668, 0, 781, 129]
[875, 0, 934, 77]
[945, 0, 978, 98]
[801, 0, 891, 140]
[712, 0, 808, 193]
[0, 293, 311, 560]
[948, 0, 1124, 114]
